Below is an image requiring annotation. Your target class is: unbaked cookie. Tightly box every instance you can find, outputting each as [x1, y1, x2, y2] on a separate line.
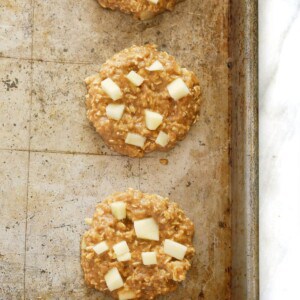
[85, 44, 201, 157]
[81, 188, 195, 300]
[97, 0, 183, 20]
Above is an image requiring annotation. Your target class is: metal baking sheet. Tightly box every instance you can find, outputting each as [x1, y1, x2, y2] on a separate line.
[230, 1, 259, 299]
[0, 0, 258, 299]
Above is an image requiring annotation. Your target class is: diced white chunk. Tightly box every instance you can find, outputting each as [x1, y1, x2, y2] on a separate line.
[145, 110, 163, 130]
[104, 267, 124, 291]
[155, 131, 169, 147]
[126, 71, 145, 87]
[113, 241, 130, 257]
[93, 241, 109, 255]
[84, 217, 92, 225]
[134, 218, 159, 241]
[167, 78, 190, 101]
[110, 202, 126, 220]
[118, 290, 136, 300]
[146, 60, 164, 71]
[163, 239, 187, 260]
[117, 252, 131, 262]
[142, 252, 157, 265]
[106, 104, 125, 121]
[101, 78, 123, 101]
[148, 0, 159, 3]
[125, 133, 146, 148]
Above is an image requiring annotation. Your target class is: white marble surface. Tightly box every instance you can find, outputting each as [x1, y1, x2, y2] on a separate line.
[259, 0, 300, 299]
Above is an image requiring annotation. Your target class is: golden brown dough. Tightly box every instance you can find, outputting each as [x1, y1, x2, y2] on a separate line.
[85, 44, 201, 157]
[81, 188, 195, 299]
[97, 0, 183, 20]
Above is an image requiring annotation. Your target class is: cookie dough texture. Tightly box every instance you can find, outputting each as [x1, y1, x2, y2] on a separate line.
[81, 189, 195, 299]
[85, 45, 201, 157]
[97, 0, 183, 20]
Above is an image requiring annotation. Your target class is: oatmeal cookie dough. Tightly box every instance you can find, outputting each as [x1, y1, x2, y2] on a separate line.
[81, 189, 195, 300]
[97, 0, 183, 20]
[85, 44, 201, 157]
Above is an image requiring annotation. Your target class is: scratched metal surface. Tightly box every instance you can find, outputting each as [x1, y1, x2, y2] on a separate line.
[0, 0, 232, 299]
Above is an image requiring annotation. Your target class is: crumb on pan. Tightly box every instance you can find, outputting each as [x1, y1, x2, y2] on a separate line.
[159, 158, 169, 165]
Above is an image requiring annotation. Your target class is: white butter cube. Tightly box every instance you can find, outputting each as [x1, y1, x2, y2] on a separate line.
[134, 218, 159, 241]
[93, 241, 109, 255]
[110, 202, 126, 220]
[104, 267, 124, 291]
[167, 78, 190, 101]
[163, 239, 187, 260]
[142, 252, 157, 265]
[155, 131, 169, 147]
[125, 133, 146, 148]
[148, 0, 159, 3]
[117, 252, 131, 262]
[145, 110, 163, 130]
[101, 78, 123, 101]
[118, 290, 136, 300]
[146, 60, 164, 71]
[126, 71, 144, 87]
[113, 241, 130, 257]
[106, 104, 125, 121]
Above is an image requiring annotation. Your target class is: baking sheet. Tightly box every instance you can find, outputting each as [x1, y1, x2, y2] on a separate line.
[0, 0, 232, 299]
[230, 1, 259, 299]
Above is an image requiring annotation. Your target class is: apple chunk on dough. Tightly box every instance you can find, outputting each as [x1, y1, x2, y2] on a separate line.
[155, 131, 169, 147]
[126, 71, 144, 87]
[125, 133, 146, 148]
[117, 252, 131, 262]
[93, 241, 109, 255]
[146, 60, 164, 71]
[110, 201, 126, 220]
[167, 78, 190, 101]
[118, 290, 136, 300]
[104, 267, 124, 291]
[101, 78, 123, 101]
[134, 218, 159, 241]
[106, 104, 125, 121]
[142, 252, 157, 265]
[163, 239, 187, 260]
[145, 110, 163, 130]
[113, 241, 130, 257]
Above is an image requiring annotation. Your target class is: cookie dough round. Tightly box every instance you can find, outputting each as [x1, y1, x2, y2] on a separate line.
[81, 189, 195, 300]
[85, 44, 201, 157]
[97, 0, 183, 20]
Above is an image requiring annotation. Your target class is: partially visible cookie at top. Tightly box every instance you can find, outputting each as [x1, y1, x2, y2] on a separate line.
[97, 0, 183, 20]
[85, 44, 201, 157]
